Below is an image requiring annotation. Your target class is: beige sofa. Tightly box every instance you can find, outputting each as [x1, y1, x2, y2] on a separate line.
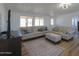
[20, 26, 51, 40]
[52, 26, 75, 40]
[22, 32, 44, 40]
[20, 26, 75, 41]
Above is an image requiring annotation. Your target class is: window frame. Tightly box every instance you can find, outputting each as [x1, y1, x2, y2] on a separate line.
[50, 18, 54, 25]
[34, 17, 44, 26]
[20, 18, 27, 27]
[20, 16, 33, 27]
[27, 18, 33, 27]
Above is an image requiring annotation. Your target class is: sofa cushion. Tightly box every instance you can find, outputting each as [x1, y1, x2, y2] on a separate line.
[21, 30, 29, 34]
[38, 27, 47, 31]
[22, 32, 44, 40]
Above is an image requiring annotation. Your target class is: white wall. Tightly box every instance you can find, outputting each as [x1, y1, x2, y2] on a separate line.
[56, 11, 79, 27]
[11, 11, 56, 31]
[0, 4, 7, 32]
[11, 12, 20, 31]
[1, 4, 79, 32]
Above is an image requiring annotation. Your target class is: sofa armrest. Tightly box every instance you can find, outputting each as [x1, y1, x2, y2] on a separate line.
[62, 32, 74, 40]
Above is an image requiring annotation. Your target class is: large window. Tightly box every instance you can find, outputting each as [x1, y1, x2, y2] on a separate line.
[20, 16, 44, 27]
[35, 18, 40, 26]
[51, 18, 54, 25]
[40, 18, 44, 26]
[72, 16, 78, 27]
[72, 16, 78, 31]
[20, 18, 26, 27]
[20, 16, 33, 27]
[35, 17, 44, 26]
[27, 18, 32, 27]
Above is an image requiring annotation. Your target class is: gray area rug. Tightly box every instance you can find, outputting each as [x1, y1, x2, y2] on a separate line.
[23, 38, 64, 56]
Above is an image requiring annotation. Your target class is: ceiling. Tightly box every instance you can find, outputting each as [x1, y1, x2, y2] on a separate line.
[4, 3, 79, 17]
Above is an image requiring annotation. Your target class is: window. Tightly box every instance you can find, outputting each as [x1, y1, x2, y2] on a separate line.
[72, 16, 78, 27]
[35, 17, 44, 26]
[20, 16, 33, 27]
[27, 18, 32, 27]
[20, 16, 44, 27]
[51, 18, 54, 25]
[20, 18, 26, 27]
[35, 18, 40, 26]
[40, 18, 44, 26]
[72, 18, 75, 26]
[72, 16, 78, 31]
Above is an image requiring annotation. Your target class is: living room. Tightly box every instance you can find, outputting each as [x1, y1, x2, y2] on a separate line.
[0, 3, 79, 56]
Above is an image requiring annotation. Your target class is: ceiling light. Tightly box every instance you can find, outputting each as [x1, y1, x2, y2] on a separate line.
[58, 3, 72, 9]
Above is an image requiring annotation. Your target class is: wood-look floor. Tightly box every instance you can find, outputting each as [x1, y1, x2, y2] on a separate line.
[22, 32, 79, 56]
[59, 32, 79, 56]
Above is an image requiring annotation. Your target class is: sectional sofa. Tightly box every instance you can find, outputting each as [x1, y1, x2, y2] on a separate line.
[20, 26, 51, 40]
[20, 26, 75, 41]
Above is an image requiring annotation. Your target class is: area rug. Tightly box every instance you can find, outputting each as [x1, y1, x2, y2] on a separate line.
[23, 38, 64, 56]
